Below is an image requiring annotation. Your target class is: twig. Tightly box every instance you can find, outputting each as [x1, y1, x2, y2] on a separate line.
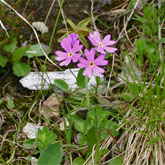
[91, 0, 98, 31]
[116, 0, 140, 43]
[106, 130, 121, 151]
[45, 0, 56, 25]
[0, 19, 10, 38]
[106, 53, 115, 96]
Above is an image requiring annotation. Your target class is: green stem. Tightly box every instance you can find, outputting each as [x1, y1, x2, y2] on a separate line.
[95, 108, 100, 165]
[85, 76, 90, 108]
[80, 76, 90, 147]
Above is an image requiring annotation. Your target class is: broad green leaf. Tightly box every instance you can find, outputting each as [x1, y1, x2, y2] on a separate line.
[120, 93, 135, 102]
[67, 19, 78, 32]
[77, 17, 92, 27]
[78, 33, 89, 48]
[23, 139, 36, 149]
[87, 126, 97, 151]
[37, 126, 57, 151]
[38, 142, 62, 165]
[0, 99, 3, 105]
[0, 53, 8, 67]
[11, 46, 28, 62]
[25, 43, 50, 58]
[73, 157, 85, 165]
[3, 38, 17, 53]
[7, 99, 15, 109]
[103, 120, 119, 137]
[77, 68, 86, 89]
[54, 79, 69, 92]
[77, 27, 92, 34]
[12, 61, 31, 77]
[98, 149, 109, 161]
[72, 114, 85, 133]
[109, 157, 123, 165]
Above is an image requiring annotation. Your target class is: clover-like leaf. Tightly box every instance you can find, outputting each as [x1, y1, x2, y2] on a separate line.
[12, 61, 31, 77]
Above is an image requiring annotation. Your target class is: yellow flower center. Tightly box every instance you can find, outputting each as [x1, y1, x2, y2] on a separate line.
[68, 52, 73, 57]
[89, 62, 95, 67]
[99, 43, 103, 47]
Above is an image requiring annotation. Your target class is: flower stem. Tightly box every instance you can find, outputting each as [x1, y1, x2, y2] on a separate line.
[85, 76, 90, 108]
[95, 108, 100, 165]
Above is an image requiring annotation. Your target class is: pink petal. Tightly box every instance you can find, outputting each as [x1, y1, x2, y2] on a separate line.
[94, 55, 108, 66]
[104, 47, 118, 53]
[55, 56, 67, 61]
[85, 48, 95, 61]
[83, 67, 93, 78]
[59, 58, 71, 66]
[72, 53, 81, 62]
[78, 57, 89, 66]
[88, 36, 99, 46]
[61, 38, 71, 52]
[55, 50, 67, 56]
[102, 35, 116, 46]
[92, 65, 105, 76]
[91, 31, 101, 42]
[72, 41, 83, 52]
[96, 46, 106, 54]
[102, 34, 111, 44]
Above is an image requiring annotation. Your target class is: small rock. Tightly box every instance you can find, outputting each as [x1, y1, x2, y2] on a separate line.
[23, 123, 43, 139]
[19, 68, 104, 91]
[31, 157, 38, 165]
[59, 118, 69, 131]
[32, 21, 48, 34]
[118, 55, 142, 83]
[40, 94, 60, 120]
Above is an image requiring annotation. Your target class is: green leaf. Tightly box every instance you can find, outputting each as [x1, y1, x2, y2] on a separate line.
[37, 126, 57, 151]
[3, 38, 17, 53]
[54, 79, 69, 92]
[108, 157, 123, 165]
[67, 19, 78, 32]
[25, 43, 50, 58]
[0, 99, 3, 105]
[12, 61, 31, 77]
[77, 17, 92, 27]
[38, 142, 62, 165]
[0, 53, 8, 67]
[23, 139, 36, 149]
[120, 93, 135, 102]
[98, 149, 109, 161]
[7, 99, 15, 109]
[11, 46, 28, 62]
[103, 120, 119, 137]
[77, 68, 86, 89]
[77, 27, 92, 34]
[72, 114, 85, 133]
[87, 126, 97, 151]
[73, 157, 85, 165]
[78, 33, 89, 48]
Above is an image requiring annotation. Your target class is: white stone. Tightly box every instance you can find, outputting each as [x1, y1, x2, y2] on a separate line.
[118, 55, 142, 83]
[19, 68, 104, 91]
[23, 123, 43, 139]
[32, 21, 48, 34]
[31, 157, 38, 165]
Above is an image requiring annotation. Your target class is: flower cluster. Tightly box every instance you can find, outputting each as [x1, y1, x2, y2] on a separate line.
[55, 31, 117, 78]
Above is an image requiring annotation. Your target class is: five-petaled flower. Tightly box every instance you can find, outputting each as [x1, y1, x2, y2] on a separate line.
[77, 48, 108, 78]
[55, 34, 83, 66]
[88, 31, 117, 54]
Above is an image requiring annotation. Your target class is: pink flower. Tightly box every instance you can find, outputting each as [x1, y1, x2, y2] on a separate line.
[88, 31, 117, 54]
[55, 34, 83, 66]
[77, 48, 108, 78]
[68, 33, 78, 46]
